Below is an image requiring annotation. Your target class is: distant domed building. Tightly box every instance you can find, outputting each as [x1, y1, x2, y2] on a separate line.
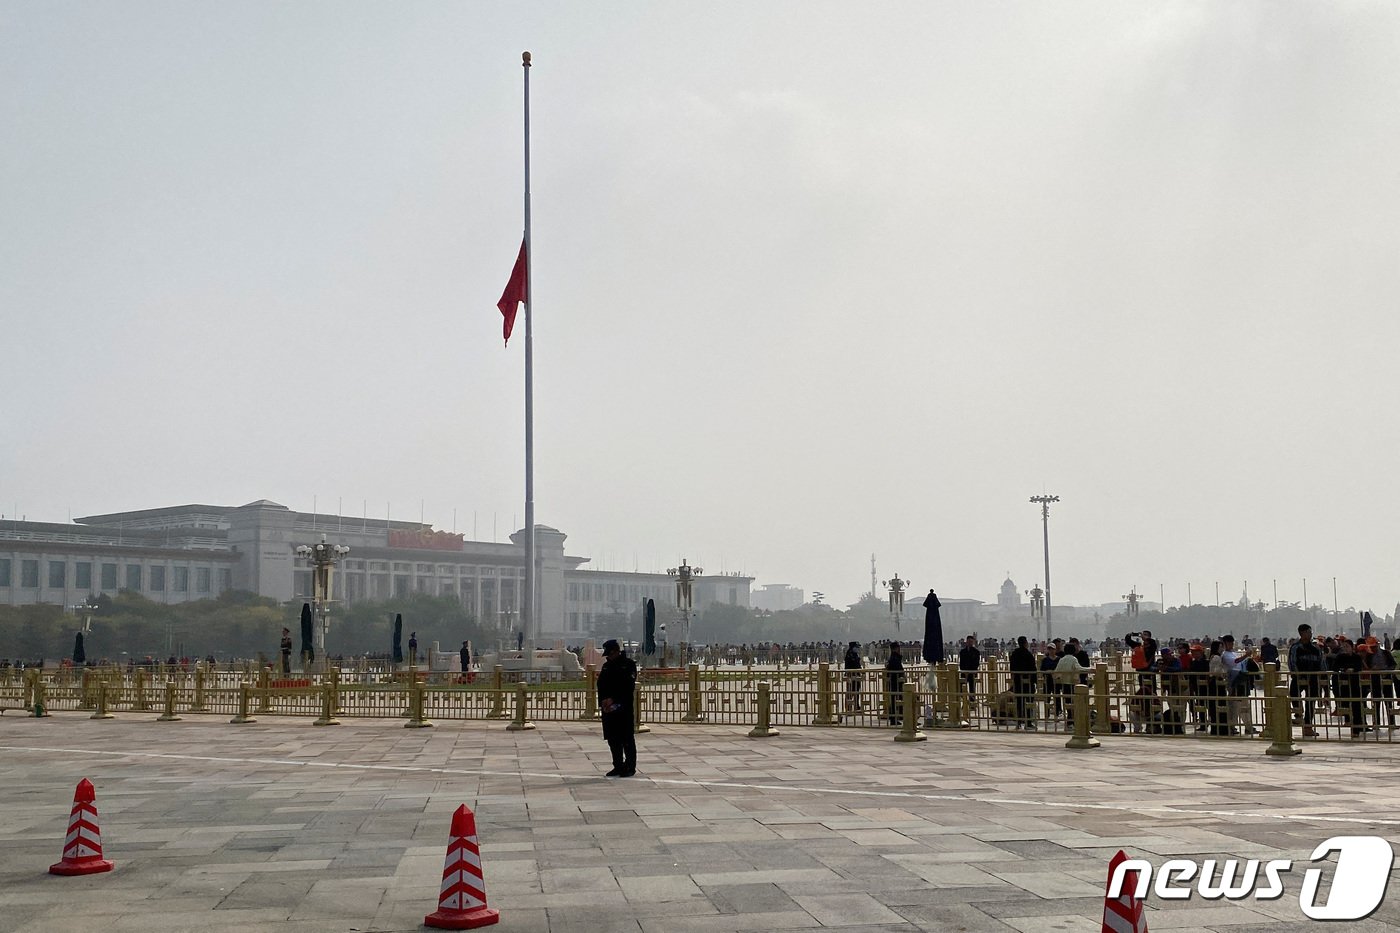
[997, 574, 1022, 615]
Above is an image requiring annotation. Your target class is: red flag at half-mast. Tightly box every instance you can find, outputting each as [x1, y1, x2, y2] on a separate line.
[497, 240, 528, 346]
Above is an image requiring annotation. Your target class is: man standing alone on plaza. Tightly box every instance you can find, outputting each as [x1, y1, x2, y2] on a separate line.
[598, 639, 638, 777]
[460, 640, 472, 676]
[279, 627, 292, 675]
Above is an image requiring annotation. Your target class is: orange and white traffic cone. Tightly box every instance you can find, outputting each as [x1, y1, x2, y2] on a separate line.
[424, 804, 499, 929]
[1102, 849, 1148, 933]
[49, 778, 114, 876]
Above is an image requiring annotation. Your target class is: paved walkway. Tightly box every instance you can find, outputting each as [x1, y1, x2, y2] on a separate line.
[1, 713, 1398, 932]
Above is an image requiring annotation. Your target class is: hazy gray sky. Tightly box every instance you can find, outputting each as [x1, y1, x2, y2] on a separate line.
[3, 2, 1398, 614]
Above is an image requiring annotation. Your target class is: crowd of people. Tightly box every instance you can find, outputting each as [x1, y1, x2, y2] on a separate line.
[821, 623, 1398, 739]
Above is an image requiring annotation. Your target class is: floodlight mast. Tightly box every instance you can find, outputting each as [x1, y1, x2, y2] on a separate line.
[1029, 495, 1059, 640]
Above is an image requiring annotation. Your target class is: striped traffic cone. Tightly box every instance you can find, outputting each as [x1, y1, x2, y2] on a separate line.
[1102, 849, 1148, 933]
[49, 778, 114, 876]
[424, 804, 499, 929]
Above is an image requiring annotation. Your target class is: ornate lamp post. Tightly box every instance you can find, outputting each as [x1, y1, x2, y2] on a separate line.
[1026, 584, 1044, 640]
[1123, 586, 1140, 618]
[882, 574, 908, 630]
[70, 600, 96, 634]
[667, 558, 702, 665]
[295, 535, 350, 669]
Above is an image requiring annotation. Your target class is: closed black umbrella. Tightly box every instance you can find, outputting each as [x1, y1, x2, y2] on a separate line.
[392, 614, 403, 665]
[300, 603, 314, 664]
[921, 590, 944, 665]
[73, 631, 86, 665]
[644, 599, 656, 657]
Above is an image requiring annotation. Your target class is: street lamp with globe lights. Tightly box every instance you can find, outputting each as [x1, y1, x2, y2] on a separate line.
[667, 559, 703, 665]
[295, 535, 350, 668]
[882, 574, 909, 630]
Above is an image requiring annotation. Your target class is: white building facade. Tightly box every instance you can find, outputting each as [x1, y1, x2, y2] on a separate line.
[0, 500, 752, 642]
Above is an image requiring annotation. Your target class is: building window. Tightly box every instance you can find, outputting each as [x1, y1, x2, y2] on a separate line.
[594, 583, 604, 601]
[75, 562, 91, 589]
[217, 569, 231, 592]
[125, 565, 142, 591]
[48, 561, 66, 589]
[196, 567, 211, 593]
[150, 566, 166, 591]
[173, 566, 188, 592]
[21, 560, 39, 588]
[568, 582, 578, 600]
[0, 558, 10, 587]
[394, 575, 411, 597]
[101, 563, 118, 590]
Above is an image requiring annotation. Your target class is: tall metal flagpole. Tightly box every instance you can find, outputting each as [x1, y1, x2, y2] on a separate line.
[522, 51, 536, 644]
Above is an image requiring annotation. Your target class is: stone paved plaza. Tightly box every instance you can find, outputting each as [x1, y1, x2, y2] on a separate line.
[1, 713, 1399, 932]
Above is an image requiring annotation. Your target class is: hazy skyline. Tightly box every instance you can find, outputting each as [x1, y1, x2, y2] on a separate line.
[3, 3, 1398, 616]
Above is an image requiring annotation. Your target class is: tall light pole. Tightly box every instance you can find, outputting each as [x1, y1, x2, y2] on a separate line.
[296, 535, 350, 669]
[1030, 496, 1059, 641]
[667, 558, 702, 665]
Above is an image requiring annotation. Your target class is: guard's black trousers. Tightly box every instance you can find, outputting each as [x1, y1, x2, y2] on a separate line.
[603, 711, 636, 773]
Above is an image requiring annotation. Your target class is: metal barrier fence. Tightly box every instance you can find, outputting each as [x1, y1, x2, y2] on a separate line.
[8, 660, 1400, 754]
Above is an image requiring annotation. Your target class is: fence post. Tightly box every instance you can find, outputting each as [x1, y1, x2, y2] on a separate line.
[1262, 661, 1279, 698]
[1265, 684, 1301, 757]
[940, 663, 969, 728]
[32, 676, 50, 718]
[90, 680, 115, 720]
[813, 662, 836, 725]
[79, 669, 95, 710]
[405, 679, 434, 729]
[312, 682, 340, 726]
[22, 669, 35, 713]
[579, 664, 599, 720]
[894, 682, 926, 742]
[506, 682, 535, 731]
[328, 664, 344, 715]
[230, 684, 257, 724]
[1092, 663, 1111, 735]
[633, 682, 650, 734]
[133, 668, 150, 711]
[157, 681, 181, 721]
[256, 667, 272, 714]
[486, 665, 507, 719]
[682, 663, 705, 722]
[190, 664, 207, 712]
[749, 681, 779, 737]
[1065, 683, 1101, 749]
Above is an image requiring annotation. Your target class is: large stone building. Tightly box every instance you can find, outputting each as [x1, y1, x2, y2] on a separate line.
[0, 500, 751, 641]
